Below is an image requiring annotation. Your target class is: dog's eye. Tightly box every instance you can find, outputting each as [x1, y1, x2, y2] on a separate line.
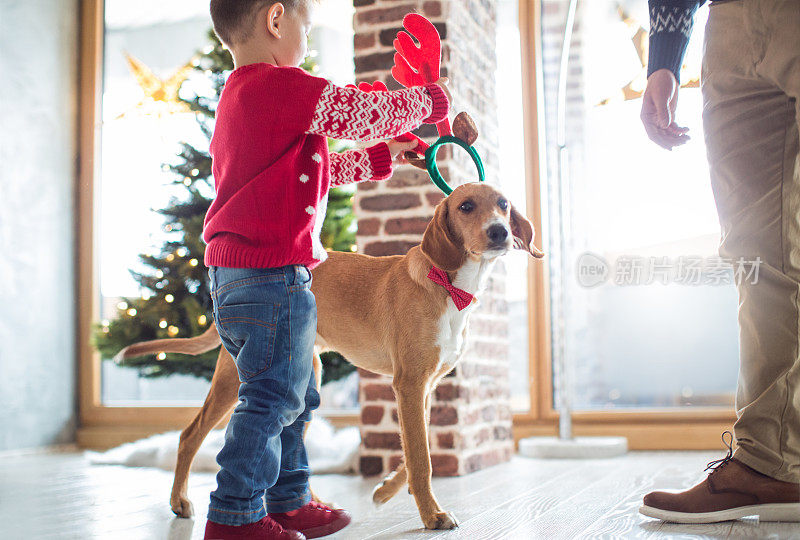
[459, 201, 474, 213]
[498, 199, 508, 211]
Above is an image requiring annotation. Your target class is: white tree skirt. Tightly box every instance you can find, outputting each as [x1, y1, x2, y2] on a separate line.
[85, 415, 361, 474]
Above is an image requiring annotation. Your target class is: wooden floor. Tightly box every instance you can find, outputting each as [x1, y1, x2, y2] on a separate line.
[2, 449, 799, 539]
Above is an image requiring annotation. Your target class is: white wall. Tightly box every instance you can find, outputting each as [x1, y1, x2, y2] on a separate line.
[0, 0, 79, 450]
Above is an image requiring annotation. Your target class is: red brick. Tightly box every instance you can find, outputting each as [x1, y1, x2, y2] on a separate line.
[415, 123, 441, 139]
[354, 51, 396, 73]
[363, 240, 419, 256]
[430, 405, 458, 426]
[481, 405, 497, 422]
[422, 1, 442, 17]
[431, 454, 459, 476]
[386, 169, 431, 188]
[494, 425, 512, 441]
[378, 23, 446, 47]
[361, 405, 385, 425]
[437, 432, 455, 449]
[356, 4, 417, 25]
[463, 408, 480, 424]
[473, 427, 492, 446]
[435, 382, 460, 401]
[363, 383, 396, 401]
[389, 454, 404, 471]
[383, 76, 404, 91]
[357, 367, 381, 379]
[364, 431, 402, 450]
[384, 216, 431, 235]
[360, 455, 384, 476]
[360, 193, 421, 212]
[357, 180, 378, 191]
[353, 0, 375, 6]
[356, 217, 381, 236]
[354, 32, 376, 50]
[425, 191, 446, 207]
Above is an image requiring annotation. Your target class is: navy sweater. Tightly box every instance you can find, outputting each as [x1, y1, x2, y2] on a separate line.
[647, 0, 710, 83]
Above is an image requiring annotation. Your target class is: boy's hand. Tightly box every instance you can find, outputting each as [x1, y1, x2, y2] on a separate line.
[640, 69, 690, 151]
[435, 76, 452, 104]
[387, 139, 419, 165]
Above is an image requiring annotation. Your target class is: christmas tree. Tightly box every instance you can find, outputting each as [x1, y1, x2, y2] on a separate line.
[93, 31, 356, 385]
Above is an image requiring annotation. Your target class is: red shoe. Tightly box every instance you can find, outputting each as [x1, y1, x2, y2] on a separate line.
[204, 516, 305, 540]
[269, 501, 352, 539]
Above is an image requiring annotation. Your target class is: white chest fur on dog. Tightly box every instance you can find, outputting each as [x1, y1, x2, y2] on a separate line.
[434, 257, 497, 371]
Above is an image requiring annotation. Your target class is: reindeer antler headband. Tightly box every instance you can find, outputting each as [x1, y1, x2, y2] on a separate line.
[348, 14, 486, 196]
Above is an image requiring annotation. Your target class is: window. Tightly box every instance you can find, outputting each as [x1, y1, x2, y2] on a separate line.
[513, 0, 735, 447]
[77, 0, 359, 446]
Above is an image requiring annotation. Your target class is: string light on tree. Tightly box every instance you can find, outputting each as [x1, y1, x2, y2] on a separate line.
[165, 294, 174, 303]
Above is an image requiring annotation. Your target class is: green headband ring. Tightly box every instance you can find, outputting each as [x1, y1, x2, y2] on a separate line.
[424, 135, 486, 196]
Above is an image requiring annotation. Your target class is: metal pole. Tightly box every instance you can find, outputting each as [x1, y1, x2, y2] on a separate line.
[555, 0, 578, 441]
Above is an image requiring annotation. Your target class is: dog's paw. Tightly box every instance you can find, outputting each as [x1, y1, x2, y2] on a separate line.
[170, 495, 194, 518]
[372, 481, 396, 506]
[423, 511, 459, 530]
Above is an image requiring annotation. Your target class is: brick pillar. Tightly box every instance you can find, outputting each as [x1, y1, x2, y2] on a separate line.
[353, 0, 512, 477]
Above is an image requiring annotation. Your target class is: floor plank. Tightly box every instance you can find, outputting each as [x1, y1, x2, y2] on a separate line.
[1, 450, 798, 540]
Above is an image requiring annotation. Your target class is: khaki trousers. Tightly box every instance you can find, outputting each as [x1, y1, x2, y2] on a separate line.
[702, 0, 800, 483]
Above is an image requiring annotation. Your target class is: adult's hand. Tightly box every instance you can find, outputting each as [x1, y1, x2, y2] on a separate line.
[640, 69, 691, 150]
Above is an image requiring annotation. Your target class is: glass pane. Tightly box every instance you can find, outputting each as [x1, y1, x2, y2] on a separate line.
[496, 0, 531, 412]
[96, 1, 358, 408]
[98, 1, 215, 405]
[540, 0, 738, 409]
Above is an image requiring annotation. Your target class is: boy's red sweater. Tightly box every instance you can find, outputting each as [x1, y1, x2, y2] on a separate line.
[202, 63, 448, 270]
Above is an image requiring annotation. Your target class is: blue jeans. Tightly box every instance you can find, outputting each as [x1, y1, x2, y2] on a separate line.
[206, 264, 320, 526]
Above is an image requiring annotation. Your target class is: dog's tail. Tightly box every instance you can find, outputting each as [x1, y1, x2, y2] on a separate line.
[113, 322, 222, 363]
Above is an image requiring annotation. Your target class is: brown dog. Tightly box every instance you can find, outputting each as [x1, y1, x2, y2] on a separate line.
[117, 182, 543, 529]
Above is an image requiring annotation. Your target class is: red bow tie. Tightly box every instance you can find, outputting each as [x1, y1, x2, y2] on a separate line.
[427, 266, 474, 311]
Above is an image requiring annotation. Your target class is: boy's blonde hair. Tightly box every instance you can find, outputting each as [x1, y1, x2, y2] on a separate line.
[209, 0, 312, 47]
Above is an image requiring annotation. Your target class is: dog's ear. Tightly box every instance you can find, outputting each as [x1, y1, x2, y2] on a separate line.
[421, 199, 466, 271]
[452, 112, 479, 146]
[510, 204, 544, 258]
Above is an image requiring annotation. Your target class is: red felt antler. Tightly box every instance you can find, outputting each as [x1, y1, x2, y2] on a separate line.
[346, 81, 430, 154]
[391, 14, 452, 136]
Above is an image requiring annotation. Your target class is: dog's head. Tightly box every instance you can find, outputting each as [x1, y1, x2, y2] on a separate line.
[421, 183, 545, 271]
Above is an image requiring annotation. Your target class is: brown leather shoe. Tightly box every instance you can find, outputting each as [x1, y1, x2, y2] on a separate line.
[640, 445, 800, 524]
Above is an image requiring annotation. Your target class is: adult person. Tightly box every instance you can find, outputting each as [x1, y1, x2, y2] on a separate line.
[639, 0, 800, 523]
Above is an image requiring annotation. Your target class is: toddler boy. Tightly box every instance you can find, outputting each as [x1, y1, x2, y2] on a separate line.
[202, 1, 450, 538]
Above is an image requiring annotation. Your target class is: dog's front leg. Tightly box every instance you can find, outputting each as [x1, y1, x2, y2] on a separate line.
[373, 380, 439, 503]
[393, 376, 458, 530]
